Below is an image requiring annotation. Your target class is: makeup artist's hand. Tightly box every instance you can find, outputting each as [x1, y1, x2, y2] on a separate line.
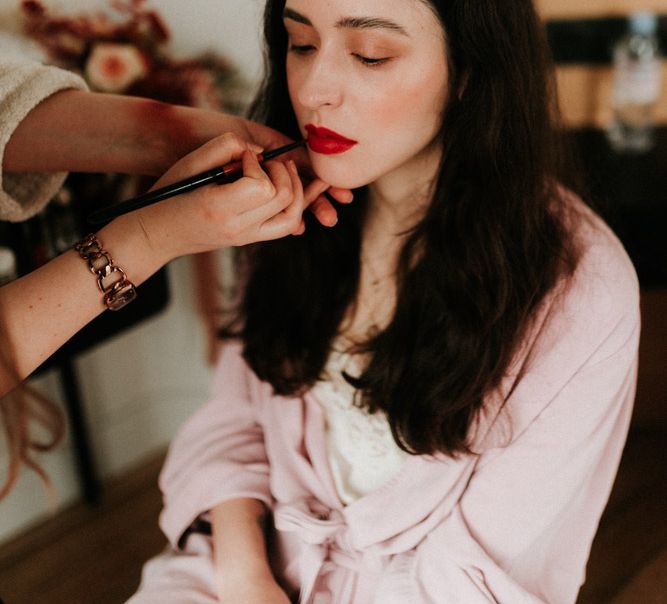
[135, 133, 310, 260]
[227, 118, 353, 226]
[160, 110, 352, 226]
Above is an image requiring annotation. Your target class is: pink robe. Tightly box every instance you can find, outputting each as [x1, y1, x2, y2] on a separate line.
[129, 210, 639, 604]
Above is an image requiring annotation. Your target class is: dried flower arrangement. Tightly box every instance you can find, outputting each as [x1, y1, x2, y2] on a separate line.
[21, 0, 244, 111]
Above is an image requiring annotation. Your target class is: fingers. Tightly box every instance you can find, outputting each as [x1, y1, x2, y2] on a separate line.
[303, 180, 336, 227]
[241, 150, 276, 197]
[152, 133, 260, 189]
[308, 196, 338, 227]
[224, 159, 303, 238]
[258, 160, 307, 240]
[185, 133, 261, 175]
[284, 160, 307, 235]
[288, 146, 313, 176]
[216, 151, 277, 215]
[327, 187, 354, 204]
[304, 179, 330, 205]
[303, 180, 355, 228]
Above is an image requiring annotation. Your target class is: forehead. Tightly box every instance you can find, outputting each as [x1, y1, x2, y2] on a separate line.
[283, 0, 442, 36]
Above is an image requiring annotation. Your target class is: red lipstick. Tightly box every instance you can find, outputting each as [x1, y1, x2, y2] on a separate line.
[305, 124, 358, 155]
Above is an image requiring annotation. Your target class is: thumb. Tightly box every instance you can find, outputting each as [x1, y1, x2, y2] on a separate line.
[222, 150, 276, 198]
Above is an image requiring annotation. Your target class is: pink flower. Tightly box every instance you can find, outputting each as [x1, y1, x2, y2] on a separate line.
[85, 42, 148, 92]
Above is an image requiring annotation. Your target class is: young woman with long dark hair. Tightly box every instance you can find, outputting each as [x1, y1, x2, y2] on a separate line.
[130, 1, 640, 602]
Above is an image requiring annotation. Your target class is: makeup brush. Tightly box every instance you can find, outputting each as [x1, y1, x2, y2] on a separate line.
[87, 140, 306, 224]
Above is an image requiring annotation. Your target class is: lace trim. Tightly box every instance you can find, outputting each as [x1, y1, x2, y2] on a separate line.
[310, 345, 408, 503]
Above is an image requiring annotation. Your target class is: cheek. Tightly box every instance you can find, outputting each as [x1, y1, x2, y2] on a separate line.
[363, 60, 447, 142]
[286, 59, 310, 120]
[358, 66, 447, 162]
[286, 61, 300, 114]
[292, 56, 447, 189]
[366, 91, 410, 128]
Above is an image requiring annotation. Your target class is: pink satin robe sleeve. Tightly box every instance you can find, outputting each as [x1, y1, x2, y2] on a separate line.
[158, 342, 273, 541]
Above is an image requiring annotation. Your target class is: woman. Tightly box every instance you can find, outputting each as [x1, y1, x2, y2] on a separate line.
[0, 59, 351, 496]
[131, 1, 640, 602]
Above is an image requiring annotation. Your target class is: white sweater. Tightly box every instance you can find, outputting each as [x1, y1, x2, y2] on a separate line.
[0, 60, 86, 222]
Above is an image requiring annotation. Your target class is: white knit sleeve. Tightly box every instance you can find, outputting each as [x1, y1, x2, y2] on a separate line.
[0, 60, 88, 222]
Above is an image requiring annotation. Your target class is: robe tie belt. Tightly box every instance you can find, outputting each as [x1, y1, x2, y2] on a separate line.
[274, 502, 385, 604]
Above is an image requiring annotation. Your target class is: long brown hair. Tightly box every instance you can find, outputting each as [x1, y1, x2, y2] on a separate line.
[227, 0, 581, 456]
[1, 333, 64, 499]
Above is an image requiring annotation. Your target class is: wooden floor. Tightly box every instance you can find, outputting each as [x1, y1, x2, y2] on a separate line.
[0, 453, 167, 604]
[0, 427, 665, 604]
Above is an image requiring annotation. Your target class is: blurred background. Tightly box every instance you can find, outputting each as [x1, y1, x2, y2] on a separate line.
[0, 1, 665, 603]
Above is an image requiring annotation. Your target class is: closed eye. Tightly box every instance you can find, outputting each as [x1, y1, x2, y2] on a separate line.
[288, 44, 392, 68]
[289, 44, 316, 55]
[353, 54, 391, 67]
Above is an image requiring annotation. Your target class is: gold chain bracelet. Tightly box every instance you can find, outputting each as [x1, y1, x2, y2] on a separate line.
[73, 234, 137, 311]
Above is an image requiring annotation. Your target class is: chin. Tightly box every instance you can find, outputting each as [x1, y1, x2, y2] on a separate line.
[309, 154, 374, 190]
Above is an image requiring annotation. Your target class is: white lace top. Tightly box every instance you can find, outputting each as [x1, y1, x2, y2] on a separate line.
[310, 344, 409, 505]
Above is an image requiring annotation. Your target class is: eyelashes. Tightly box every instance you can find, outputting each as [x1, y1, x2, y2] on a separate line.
[353, 53, 390, 67]
[288, 44, 392, 68]
[287, 44, 315, 55]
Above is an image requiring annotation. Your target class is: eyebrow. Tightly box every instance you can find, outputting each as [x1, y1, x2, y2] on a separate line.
[283, 7, 410, 37]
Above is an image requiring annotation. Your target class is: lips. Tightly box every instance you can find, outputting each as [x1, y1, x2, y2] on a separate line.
[305, 124, 358, 155]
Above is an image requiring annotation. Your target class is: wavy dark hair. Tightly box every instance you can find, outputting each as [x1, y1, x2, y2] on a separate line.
[228, 0, 580, 456]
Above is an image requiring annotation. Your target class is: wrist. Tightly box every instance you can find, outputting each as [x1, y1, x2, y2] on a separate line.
[96, 212, 171, 287]
[73, 234, 138, 311]
[152, 105, 230, 174]
[216, 557, 275, 583]
[121, 98, 211, 176]
[212, 498, 272, 581]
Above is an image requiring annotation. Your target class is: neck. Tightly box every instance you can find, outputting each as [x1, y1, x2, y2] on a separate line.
[366, 142, 442, 235]
[345, 147, 441, 340]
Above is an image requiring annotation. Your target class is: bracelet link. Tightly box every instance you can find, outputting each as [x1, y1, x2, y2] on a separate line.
[74, 234, 137, 311]
[104, 282, 138, 311]
[89, 252, 113, 278]
[75, 234, 103, 259]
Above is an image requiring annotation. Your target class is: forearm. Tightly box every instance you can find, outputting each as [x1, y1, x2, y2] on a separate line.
[211, 498, 274, 582]
[0, 213, 168, 395]
[4, 89, 280, 177]
[5, 90, 160, 175]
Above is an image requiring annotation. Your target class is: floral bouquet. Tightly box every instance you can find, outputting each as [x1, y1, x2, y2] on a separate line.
[21, 0, 243, 111]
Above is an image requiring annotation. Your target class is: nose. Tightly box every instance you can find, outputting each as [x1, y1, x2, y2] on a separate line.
[295, 49, 343, 111]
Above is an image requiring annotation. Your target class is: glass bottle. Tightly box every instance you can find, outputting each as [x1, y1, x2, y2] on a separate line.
[607, 11, 662, 153]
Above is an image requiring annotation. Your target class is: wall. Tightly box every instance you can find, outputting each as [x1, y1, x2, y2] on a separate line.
[0, 0, 265, 545]
[537, 0, 667, 19]
[0, 0, 265, 77]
